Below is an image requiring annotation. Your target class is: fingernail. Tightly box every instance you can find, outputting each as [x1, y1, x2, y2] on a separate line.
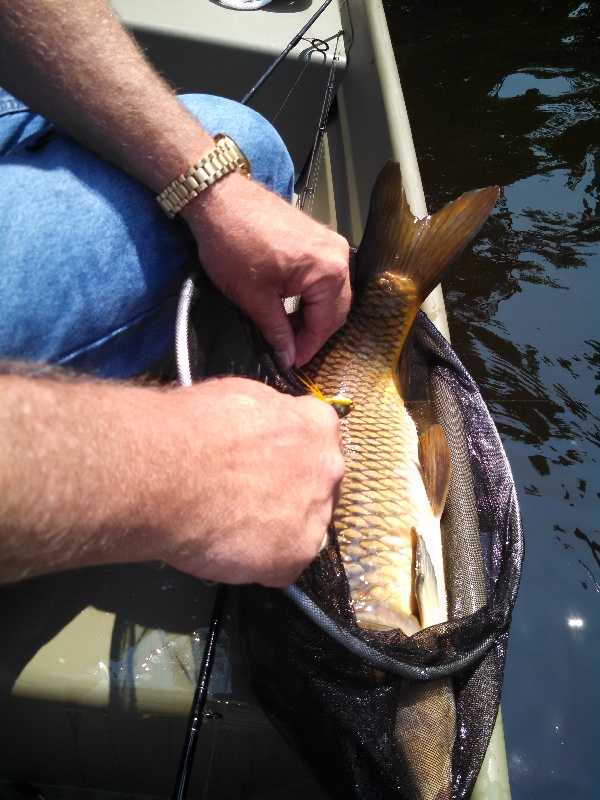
[276, 350, 292, 368]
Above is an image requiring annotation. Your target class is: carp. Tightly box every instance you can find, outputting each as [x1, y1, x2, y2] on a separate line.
[303, 162, 499, 800]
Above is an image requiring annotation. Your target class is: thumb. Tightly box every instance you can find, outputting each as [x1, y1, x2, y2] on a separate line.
[251, 295, 296, 368]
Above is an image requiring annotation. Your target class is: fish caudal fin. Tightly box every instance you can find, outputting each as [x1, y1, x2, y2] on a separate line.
[356, 161, 500, 302]
[418, 424, 452, 519]
[414, 530, 445, 629]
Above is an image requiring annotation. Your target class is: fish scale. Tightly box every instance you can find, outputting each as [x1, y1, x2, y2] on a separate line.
[308, 275, 446, 632]
[304, 163, 499, 639]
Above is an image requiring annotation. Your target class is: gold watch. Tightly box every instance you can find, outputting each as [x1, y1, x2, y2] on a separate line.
[156, 134, 251, 219]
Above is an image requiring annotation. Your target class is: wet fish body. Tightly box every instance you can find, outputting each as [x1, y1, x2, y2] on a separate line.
[305, 162, 499, 800]
[307, 163, 498, 638]
[310, 281, 449, 635]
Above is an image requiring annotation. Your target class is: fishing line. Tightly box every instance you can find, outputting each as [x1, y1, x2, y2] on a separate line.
[240, 0, 333, 106]
[269, 55, 312, 125]
[269, 33, 340, 126]
[297, 29, 343, 214]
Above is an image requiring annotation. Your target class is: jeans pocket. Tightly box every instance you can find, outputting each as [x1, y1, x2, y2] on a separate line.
[0, 86, 55, 156]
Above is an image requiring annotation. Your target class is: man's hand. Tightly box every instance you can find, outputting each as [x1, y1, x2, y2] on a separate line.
[0, 0, 350, 586]
[0, 375, 344, 587]
[182, 173, 351, 368]
[0, 0, 352, 368]
[163, 378, 345, 586]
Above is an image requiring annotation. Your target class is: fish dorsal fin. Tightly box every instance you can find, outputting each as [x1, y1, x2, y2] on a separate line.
[413, 530, 444, 629]
[356, 161, 500, 302]
[418, 424, 451, 519]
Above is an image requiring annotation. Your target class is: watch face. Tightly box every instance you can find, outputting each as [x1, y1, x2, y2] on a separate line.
[217, 134, 252, 179]
[157, 135, 252, 217]
[236, 150, 251, 178]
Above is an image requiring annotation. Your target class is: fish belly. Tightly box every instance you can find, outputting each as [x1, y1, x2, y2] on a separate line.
[332, 376, 446, 634]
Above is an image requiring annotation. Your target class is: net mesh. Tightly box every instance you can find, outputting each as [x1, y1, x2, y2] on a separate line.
[177, 257, 523, 800]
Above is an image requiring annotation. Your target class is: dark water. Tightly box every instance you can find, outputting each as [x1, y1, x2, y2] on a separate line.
[383, 2, 599, 798]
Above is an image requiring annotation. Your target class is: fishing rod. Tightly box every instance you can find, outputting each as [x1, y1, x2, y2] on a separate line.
[297, 29, 343, 213]
[241, 0, 333, 105]
[172, 582, 227, 800]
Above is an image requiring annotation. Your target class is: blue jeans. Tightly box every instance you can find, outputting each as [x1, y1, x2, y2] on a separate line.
[0, 90, 294, 378]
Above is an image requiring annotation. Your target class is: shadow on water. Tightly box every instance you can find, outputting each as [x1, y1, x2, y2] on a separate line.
[384, 2, 599, 798]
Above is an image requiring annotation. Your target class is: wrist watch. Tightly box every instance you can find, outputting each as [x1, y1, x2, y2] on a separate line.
[156, 134, 251, 219]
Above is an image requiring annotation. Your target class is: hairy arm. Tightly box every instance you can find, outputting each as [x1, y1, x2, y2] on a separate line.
[0, 0, 350, 366]
[0, 0, 214, 191]
[0, 1, 349, 583]
[0, 374, 344, 586]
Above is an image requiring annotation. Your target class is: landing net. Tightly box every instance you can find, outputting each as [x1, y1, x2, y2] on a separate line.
[176, 258, 523, 800]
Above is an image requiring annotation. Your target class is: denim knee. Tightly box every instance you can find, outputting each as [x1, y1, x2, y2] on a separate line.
[0, 91, 295, 378]
[178, 94, 294, 202]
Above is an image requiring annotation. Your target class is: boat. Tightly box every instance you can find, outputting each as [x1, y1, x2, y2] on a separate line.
[0, 0, 513, 797]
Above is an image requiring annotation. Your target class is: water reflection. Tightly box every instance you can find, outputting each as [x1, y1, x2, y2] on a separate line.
[107, 621, 232, 712]
[385, 0, 599, 797]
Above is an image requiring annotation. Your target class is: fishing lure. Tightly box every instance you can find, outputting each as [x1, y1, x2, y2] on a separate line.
[296, 372, 354, 418]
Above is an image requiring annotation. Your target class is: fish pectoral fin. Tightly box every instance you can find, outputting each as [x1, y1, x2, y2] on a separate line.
[418, 424, 451, 518]
[414, 530, 444, 629]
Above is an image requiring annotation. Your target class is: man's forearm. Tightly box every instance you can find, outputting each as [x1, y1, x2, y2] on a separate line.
[0, 374, 344, 587]
[0, 0, 214, 191]
[0, 374, 175, 582]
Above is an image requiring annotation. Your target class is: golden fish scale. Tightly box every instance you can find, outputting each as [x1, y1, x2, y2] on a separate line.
[308, 275, 442, 627]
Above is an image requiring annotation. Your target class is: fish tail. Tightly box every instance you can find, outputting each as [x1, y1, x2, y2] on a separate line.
[355, 161, 500, 302]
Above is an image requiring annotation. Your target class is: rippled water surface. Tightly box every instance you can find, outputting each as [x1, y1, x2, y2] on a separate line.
[384, 2, 599, 797]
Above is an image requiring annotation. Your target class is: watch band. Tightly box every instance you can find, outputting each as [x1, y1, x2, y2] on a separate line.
[156, 134, 252, 219]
